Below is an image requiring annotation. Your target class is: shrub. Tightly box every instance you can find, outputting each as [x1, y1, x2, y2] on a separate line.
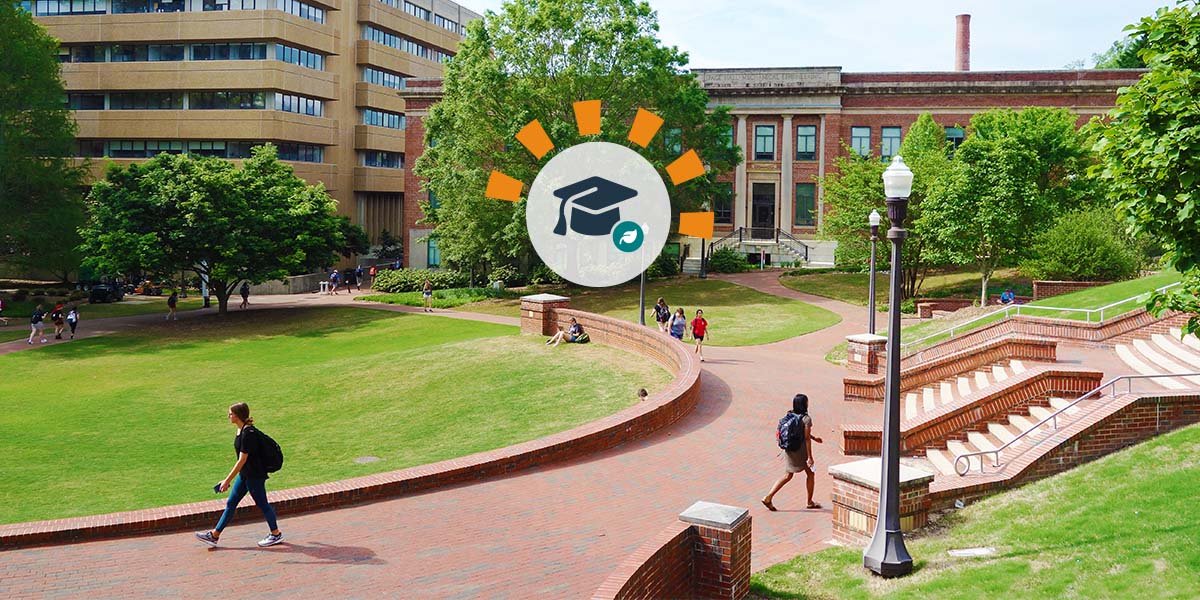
[528, 264, 564, 285]
[489, 264, 520, 287]
[709, 247, 749, 273]
[68, 290, 88, 302]
[13, 289, 30, 301]
[361, 287, 516, 308]
[646, 248, 680, 279]
[1021, 209, 1141, 282]
[371, 268, 468, 293]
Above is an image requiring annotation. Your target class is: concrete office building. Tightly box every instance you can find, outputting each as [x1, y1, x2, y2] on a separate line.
[27, 0, 479, 259]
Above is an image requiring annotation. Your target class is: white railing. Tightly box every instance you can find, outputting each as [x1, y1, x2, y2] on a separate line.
[952, 372, 1200, 476]
[900, 281, 1182, 354]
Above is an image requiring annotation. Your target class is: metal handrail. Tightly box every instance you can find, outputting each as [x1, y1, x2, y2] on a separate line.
[900, 281, 1183, 353]
[952, 372, 1200, 476]
[709, 227, 745, 251]
[775, 229, 810, 262]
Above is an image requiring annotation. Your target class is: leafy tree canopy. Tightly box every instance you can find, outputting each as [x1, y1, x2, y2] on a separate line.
[413, 0, 741, 275]
[1093, 1, 1200, 335]
[79, 145, 350, 313]
[0, 2, 85, 278]
[1021, 209, 1143, 282]
[1093, 34, 1149, 69]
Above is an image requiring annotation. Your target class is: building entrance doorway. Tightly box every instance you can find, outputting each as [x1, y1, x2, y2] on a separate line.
[751, 182, 776, 240]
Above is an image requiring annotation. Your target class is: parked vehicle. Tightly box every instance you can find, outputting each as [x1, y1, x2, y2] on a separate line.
[88, 283, 125, 304]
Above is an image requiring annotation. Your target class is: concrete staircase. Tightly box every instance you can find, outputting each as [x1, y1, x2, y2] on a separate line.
[921, 394, 1082, 476]
[902, 359, 1029, 422]
[1114, 328, 1200, 389]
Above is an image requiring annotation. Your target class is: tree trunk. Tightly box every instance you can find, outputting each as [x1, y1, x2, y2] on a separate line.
[980, 272, 991, 306]
[211, 279, 232, 315]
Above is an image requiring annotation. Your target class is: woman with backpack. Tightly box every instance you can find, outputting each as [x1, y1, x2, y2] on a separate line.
[51, 303, 66, 339]
[762, 393, 824, 511]
[28, 304, 47, 345]
[668, 307, 687, 341]
[195, 402, 284, 548]
[66, 306, 79, 339]
[652, 297, 671, 333]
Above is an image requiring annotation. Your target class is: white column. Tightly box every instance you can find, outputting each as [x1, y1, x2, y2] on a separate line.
[734, 115, 748, 231]
[780, 115, 793, 232]
[817, 114, 827, 231]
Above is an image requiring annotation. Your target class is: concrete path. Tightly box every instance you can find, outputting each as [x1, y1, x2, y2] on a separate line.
[0, 276, 919, 598]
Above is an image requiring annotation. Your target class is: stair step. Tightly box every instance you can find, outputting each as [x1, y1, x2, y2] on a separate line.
[957, 376, 973, 397]
[1008, 414, 1039, 433]
[1115, 344, 1188, 390]
[1009, 359, 1026, 374]
[1172, 328, 1200, 352]
[922, 387, 937, 413]
[974, 371, 990, 390]
[1152, 334, 1200, 369]
[988, 422, 1019, 445]
[940, 381, 955, 405]
[925, 448, 957, 476]
[967, 431, 999, 452]
[1028, 405, 1059, 428]
[946, 440, 981, 474]
[992, 364, 1009, 382]
[1048, 397, 1080, 415]
[905, 392, 918, 421]
[1133, 339, 1200, 385]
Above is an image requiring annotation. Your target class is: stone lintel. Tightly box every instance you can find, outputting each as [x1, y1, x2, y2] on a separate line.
[679, 501, 749, 530]
[520, 293, 570, 304]
[846, 333, 887, 345]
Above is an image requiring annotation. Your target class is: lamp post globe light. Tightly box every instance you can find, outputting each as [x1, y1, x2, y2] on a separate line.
[863, 155, 915, 578]
[868, 209, 881, 335]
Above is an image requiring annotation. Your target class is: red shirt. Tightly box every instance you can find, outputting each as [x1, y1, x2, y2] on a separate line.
[691, 317, 708, 337]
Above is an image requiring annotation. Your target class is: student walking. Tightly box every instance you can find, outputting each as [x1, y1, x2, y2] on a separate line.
[652, 297, 671, 333]
[27, 304, 47, 344]
[66, 306, 79, 339]
[668, 307, 687, 341]
[762, 393, 824, 511]
[690, 309, 708, 362]
[195, 402, 284, 548]
[355, 265, 364, 291]
[422, 279, 434, 312]
[50, 303, 66, 339]
[329, 270, 340, 295]
[239, 282, 251, 309]
[166, 291, 178, 320]
[0, 296, 8, 325]
[368, 264, 377, 289]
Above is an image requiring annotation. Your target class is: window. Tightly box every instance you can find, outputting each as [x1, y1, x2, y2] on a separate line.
[65, 45, 105, 63]
[144, 141, 184, 155]
[428, 190, 439, 209]
[714, 183, 733, 225]
[192, 43, 267, 61]
[277, 143, 323, 162]
[276, 44, 324, 70]
[34, 0, 105, 15]
[110, 44, 149, 62]
[189, 91, 266, 110]
[721, 125, 734, 149]
[362, 109, 404, 129]
[664, 127, 682, 155]
[850, 126, 871, 157]
[796, 125, 817, 161]
[364, 26, 450, 62]
[111, 92, 184, 109]
[275, 93, 323, 116]
[202, 0, 230, 10]
[67, 94, 105, 110]
[73, 140, 105, 157]
[434, 14, 458, 32]
[945, 126, 966, 153]
[403, 0, 430, 21]
[275, 0, 324, 23]
[361, 150, 403, 168]
[754, 125, 775, 160]
[109, 140, 149, 158]
[149, 45, 186, 61]
[363, 67, 405, 89]
[110, 0, 154, 14]
[881, 126, 902, 161]
[795, 183, 816, 227]
[427, 237, 440, 268]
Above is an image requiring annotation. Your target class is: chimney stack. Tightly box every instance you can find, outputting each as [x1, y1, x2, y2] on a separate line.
[955, 14, 971, 71]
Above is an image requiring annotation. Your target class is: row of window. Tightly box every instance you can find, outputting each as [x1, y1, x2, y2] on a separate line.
[26, 0, 323, 22]
[275, 92, 323, 116]
[73, 140, 323, 162]
[58, 43, 325, 70]
[362, 109, 404, 130]
[709, 183, 817, 227]
[360, 150, 404, 168]
[752, 125, 834, 161]
[363, 67, 406, 90]
[375, 0, 466, 36]
[363, 25, 453, 63]
[749, 124, 967, 161]
[66, 91, 322, 113]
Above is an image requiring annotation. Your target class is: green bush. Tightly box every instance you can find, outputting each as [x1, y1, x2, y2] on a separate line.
[68, 290, 88, 302]
[646, 248, 680, 279]
[1021, 209, 1141, 282]
[371, 268, 469, 293]
[489, 264, 520, 287]
[709, 247, 749, 273]
[360, 287, 514, 308]
[13, 289, 30, 301]
[528, 264, 564, 285]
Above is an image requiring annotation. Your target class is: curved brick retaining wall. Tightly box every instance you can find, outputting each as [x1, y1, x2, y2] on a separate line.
[0, 301, 701, 550]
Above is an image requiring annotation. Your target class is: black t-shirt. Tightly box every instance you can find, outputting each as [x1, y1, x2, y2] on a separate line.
[235, 426, 269, 480]
[31, 310, 45, 324]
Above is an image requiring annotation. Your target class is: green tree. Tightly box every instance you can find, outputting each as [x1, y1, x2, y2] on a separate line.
[414, 0, 741, 276]
[79, 146, 348, 314]
[1093, 3, 1200, 335]
[1093, 34, 1148, 68]
[374, 228, 404, 262]
[1020, 209, 1143, 281]
[0, 3, 85, 277]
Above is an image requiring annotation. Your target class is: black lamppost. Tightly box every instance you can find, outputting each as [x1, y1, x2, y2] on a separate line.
[639, 270, 647, 326]
[868, 209, 881, 335]
[699, 202, 710, 279]
[863, 155, 915, 578]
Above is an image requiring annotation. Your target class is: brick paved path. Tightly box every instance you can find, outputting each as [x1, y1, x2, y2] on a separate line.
[0, 273, 1018, 598]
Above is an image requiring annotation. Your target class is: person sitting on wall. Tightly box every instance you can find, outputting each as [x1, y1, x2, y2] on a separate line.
[999, 289, 1015, 305]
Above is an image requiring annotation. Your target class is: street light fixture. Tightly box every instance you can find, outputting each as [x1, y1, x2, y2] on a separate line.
[868, 209, 881, 335]
[863, 155, 915, 578]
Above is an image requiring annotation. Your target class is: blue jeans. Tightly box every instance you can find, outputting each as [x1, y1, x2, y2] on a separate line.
[214, 475, 278, 532]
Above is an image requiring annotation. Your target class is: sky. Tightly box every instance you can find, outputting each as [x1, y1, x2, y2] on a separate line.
[463, 0, 1170, 72]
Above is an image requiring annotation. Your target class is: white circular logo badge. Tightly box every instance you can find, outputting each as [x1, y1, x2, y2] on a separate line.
[526, 142, 670, 287]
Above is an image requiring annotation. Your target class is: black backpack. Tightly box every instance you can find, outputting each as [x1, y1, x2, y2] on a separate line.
[776, 412, 804, 451]
[248, 426, 284, 473]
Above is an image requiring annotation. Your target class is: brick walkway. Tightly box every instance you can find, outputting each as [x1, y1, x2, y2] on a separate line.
[0, 275, 966, 597]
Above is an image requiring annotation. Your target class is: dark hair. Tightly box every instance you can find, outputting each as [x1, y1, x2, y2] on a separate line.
[638, 388, 648, 398]
[675, 307, 685, 316]
[229, 402, 254, 426]
[656, 297, 665, 305]
[792, 393, 808, 416]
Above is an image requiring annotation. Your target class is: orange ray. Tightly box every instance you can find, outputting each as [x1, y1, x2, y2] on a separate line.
[627, 108, 664, 148]
[573, 100, 602, 136]
[516, 120, 554, 159]
[678, 212, 715, 240]
[485, 170, 524, 202]
[666, 150, 705, 185]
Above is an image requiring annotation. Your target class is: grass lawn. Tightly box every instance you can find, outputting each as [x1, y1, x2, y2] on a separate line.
[780, 268, 1029, 307]
[751, 422, 1200, 599]
[0, 296, 205, 342]
[360, 287, 521, 309]
[458, 278, 841, 346]
[0, 307, 670, 524]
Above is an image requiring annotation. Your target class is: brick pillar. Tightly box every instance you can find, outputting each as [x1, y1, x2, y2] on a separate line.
[828, 458, 933, 546]
[679, 501, 752, 600]
[520, 294, 570, 335]
[846, 333, 887, 374]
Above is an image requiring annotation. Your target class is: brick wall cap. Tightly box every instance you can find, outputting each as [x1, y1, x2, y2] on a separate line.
[679, 500, 750, 529]
[829, 458, 934, 489]
[847, 333, 887, 344]
[1033, 280, 1114, 285]
[521, 293, 571, 303]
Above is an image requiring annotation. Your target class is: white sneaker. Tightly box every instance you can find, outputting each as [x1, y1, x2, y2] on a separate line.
[257, 532, 283, 547]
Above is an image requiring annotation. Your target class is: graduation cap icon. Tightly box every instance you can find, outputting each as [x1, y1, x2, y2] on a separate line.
[552, 176, 638, 237]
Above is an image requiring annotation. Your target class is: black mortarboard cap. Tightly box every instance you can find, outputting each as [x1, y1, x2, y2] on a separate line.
[552, 176, 638, 236]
